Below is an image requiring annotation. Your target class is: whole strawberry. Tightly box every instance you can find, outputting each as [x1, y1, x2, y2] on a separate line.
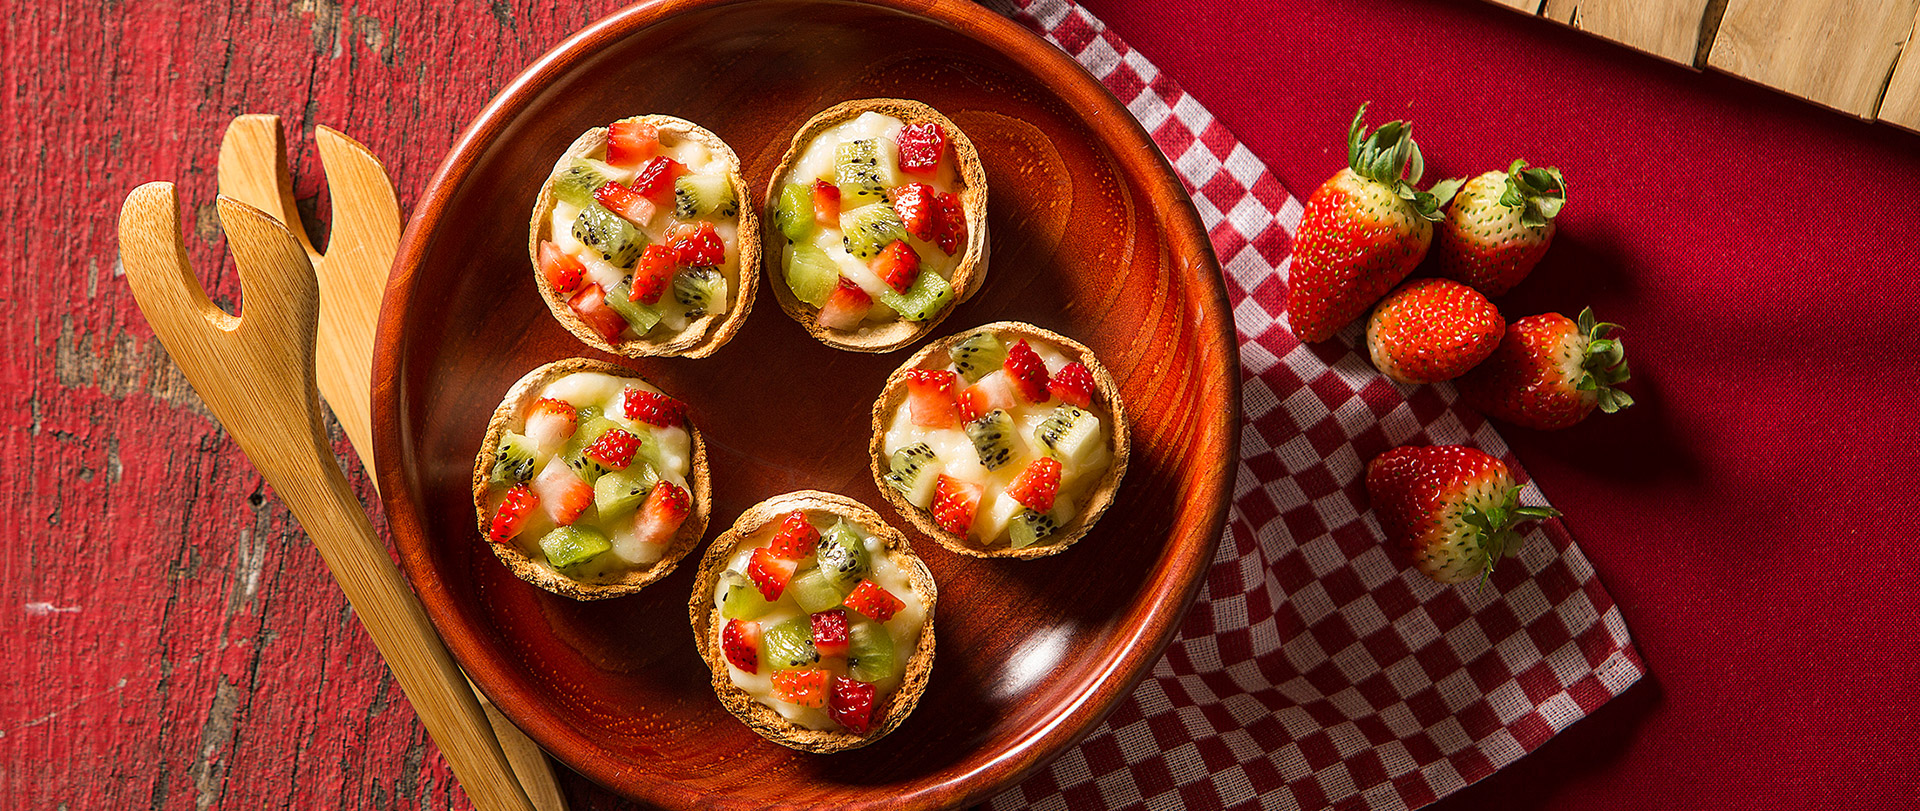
[1365, 277, 1505, 384]
[1286, 104, 1462, 343]
[1457, 307, 1632, 430]
[1366, 445, 1560, 584]
[1432, 159, 1566, 296]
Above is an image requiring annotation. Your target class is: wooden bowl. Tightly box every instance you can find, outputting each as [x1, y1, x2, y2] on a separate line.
[373, 0, 1239, 808]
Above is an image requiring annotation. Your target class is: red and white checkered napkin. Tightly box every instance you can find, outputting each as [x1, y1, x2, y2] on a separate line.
[988, 2, 1648, 808]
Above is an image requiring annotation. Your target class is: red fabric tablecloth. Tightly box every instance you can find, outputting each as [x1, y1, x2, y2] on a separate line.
[1071, 0, 1920, 807]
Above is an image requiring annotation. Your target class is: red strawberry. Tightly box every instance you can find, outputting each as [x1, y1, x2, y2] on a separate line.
[829, 676, 876, 733]
[537, 241, 584, 293]
[524, 397, 578, 451]
[890, 182, 937, 240]
[567, 284, 628, 342]
[631, 480, 691, 546]
[488, 484, 539, 543]
[1003, 340, 1051, 403]
[532, 462, 593, 525]
[631, 156, 685, 201]
[843, 580, 905, 622]
[594, 181, 657, 228]
[622, 387, 686, 427]
[813, 179, 841, 227]
[670, 221, 724, 267]
[872, 240, 920, 293]
[1047, 362, 1096, 408]
[810, 609, 850, 657]
[746, 546, 799, 601]
[932, 192, 965, 255]
[896, 121, 946, 175]
[817, 278, 871, 331]
[605, 120, 660, 169]
[1005, 458, 1062, 512]
[1432, 160, 1566, 296]
[904, 369, 960, 428]
[1457, 308, 1632, 430]
[1365, 445, 1560, 584]
[771, 668, 832, 708]
[1364, 277, 1506, 384]
[955, 371, 1017, 422]
[768, 510, 820, 560]
[583, 427, 639, 470]
[721, 619, 760, 674]
[1286, 104, 1461, 343]
[930, 475, 981, 536]
[629, 244, 676, 305]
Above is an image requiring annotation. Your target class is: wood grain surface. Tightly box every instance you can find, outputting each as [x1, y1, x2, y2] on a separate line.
[1708, 0, 1920, 118]
[7, 1, 633, 808]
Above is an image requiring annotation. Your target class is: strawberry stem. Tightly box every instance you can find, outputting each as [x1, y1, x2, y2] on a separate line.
[1462, 485, 1563, 586]
[1573, 307, 1634, 413]
[1500, 159, 1568, 228]
[1344, 103, 1460, 221]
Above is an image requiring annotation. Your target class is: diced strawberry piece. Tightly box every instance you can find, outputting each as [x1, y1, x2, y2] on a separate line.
[1004, 340, 1052, 404]
[843, 580, 905, 622]
[669, 221, 724, 267]
[1047, 362, 1096, 408]
[829, 676, 876, 733]
[818, 278, 871, 331]
[605, 120, 660, 169]
[1006, 457, 1063, 512]
[632, 480, 691, 546]
[812, 179, 841, 227]
[631, 156, 685, 201]
[594, 181, 657, 228]
[746, 546, 799, 601]
[896, 121, 947, 176]
[629, 244, 676, 305]
[583, 427, 639, 470]
[488, 484, 539, 543]
[932, 192, 965, 255]
[538, 241, 585, 293]
[768, 510, 820, 559]
[524, 398, 578, 450]
[721, 619, 760, 674]
[568, 284, 628, 342]
[532, 462, 593, 525]
[889, 183, 937, 241]
[771, 668, 831, 708]
[871, 240, 920, 293]
[810, 609, 850, 657]
[930, 475, 981, 537]
[904, 369, 960, 428]
[622, 387, 685, 427]
[956, 371, 1018, 422]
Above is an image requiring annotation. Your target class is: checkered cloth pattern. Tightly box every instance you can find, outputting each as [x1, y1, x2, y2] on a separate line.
[986, 2, 1649, 809]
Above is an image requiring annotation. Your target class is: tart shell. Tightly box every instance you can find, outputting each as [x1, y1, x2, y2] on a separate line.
[869, 321, 1130, 559]
[472, 357, 712, 600]
[762, 99, 990, 353]
[529, 115, 759, 358]
[689, 491, 938, 753]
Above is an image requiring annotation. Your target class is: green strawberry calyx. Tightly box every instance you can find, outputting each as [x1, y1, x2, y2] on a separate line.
[1573, 307, 1635, 414]
[1500, 158, 1567, 228]
[1460, 485, 1563, 586]
[1345, 103, 1462, 223]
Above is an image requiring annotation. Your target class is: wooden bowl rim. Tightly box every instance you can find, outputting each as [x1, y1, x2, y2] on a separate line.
[374, 0, 1241, 807]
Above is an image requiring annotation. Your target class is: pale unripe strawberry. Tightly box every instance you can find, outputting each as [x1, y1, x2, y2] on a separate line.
[1432, 159, 1566, 296]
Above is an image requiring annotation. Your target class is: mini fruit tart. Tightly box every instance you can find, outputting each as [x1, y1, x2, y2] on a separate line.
[764, 99, 988, 353]
[870, 322, 1128, 558]
[473, 358, 711, 600]
[690, 491, 936, 753]
[530, 115, 757, 358]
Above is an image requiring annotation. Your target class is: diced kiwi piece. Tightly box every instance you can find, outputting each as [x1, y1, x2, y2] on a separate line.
[951, 333, 1009, 383]
[789, 567, 846, 614]
[875, 269, 953, 322]
[885, 443, 942, 508]
[1032, 404, 1102, 469]
[1010, 509, 1060, 549]
[784, 242, 839, 307]
[773, 183, 814, 242]
[551, 159, 619, 208]
[839, 202, 907, 260]
[834, 139, 897, 206]
[672, 173, 737, 219]
[965, 409, 1018, 471]
[562, 415, 623, 483]
[593, 464, 659, 519]
[816, 520, 872, 592]
[719, 571, 776, 620]
[491, 431, 539, 485]
[572, 202, 645, 267]
[846, 621, 896, 683]
[672, 267, 727, 318]
[540, 525, 611, 568]
[763, 616, 819, 671]
[605, 277, 663, 333]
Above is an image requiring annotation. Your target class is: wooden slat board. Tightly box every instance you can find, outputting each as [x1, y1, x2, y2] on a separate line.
[1878, 7, 1920, 129]
[1541, 0, 1718, 66]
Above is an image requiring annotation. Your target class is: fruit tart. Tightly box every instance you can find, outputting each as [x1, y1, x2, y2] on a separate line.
[530, 115, 757, 358]
[473, 358, 710, 600]
[870, 322, 1128, 558]
[764, 99, 988, 353]
[690, 491, 936, 753]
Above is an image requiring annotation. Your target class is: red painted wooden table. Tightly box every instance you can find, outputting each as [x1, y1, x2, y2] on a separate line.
[13, 0, 1920, 809]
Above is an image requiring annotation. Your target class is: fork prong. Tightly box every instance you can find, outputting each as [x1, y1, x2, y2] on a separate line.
[219, 114, 320, 259]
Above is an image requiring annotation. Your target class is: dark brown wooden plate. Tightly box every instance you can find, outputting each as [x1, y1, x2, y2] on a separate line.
[372, 0, 1239, 807]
